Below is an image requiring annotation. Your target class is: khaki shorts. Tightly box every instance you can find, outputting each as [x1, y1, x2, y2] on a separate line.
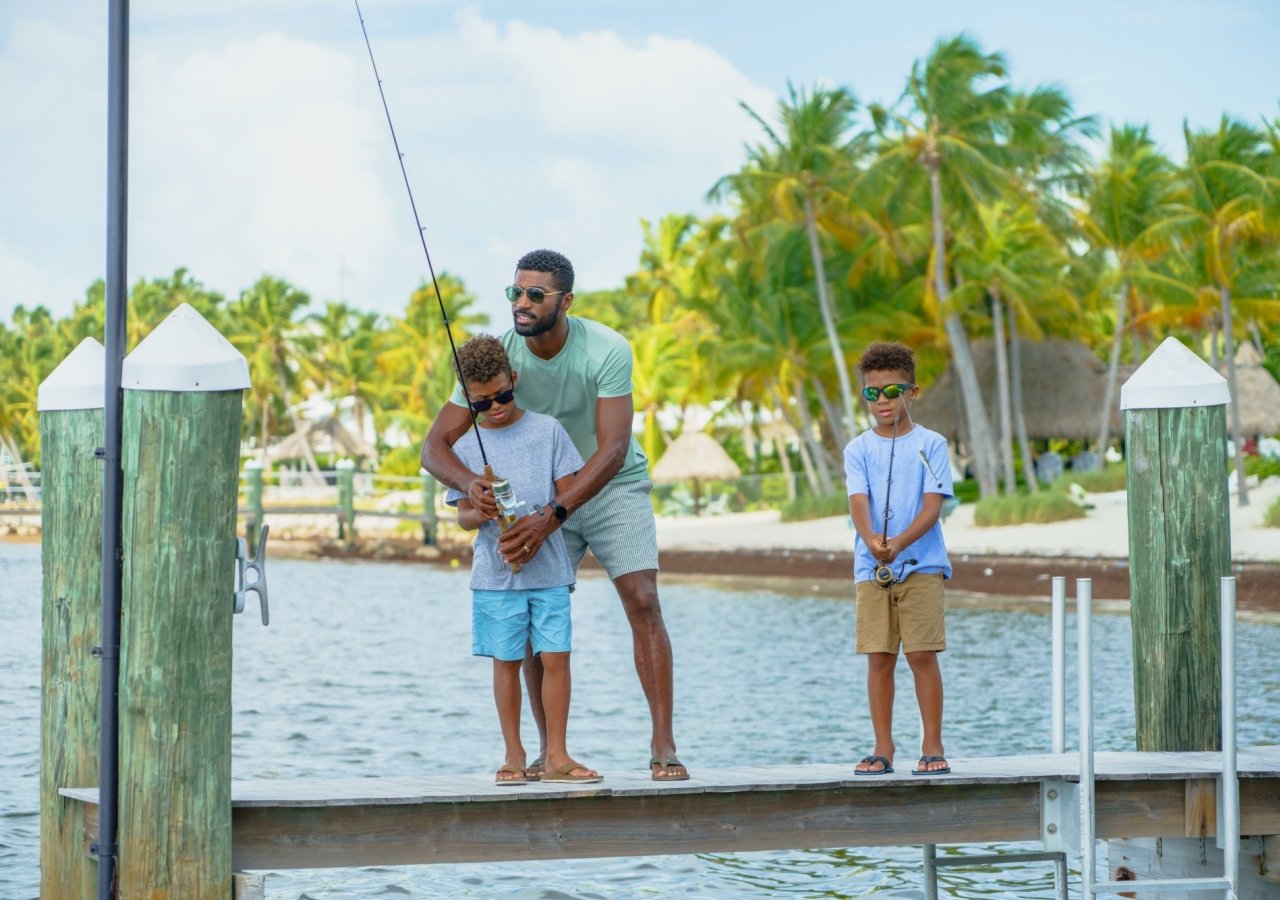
[855, 572, 946, 654]
[561, 478, 659, 580]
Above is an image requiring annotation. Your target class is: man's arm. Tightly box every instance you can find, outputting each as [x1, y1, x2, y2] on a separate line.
[494, 393, 632, 561]
[421, 402, 497, 518]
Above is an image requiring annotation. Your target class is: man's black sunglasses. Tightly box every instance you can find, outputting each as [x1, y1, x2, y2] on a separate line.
[505, 285, 567, 304]
[469, 387, 515, 413]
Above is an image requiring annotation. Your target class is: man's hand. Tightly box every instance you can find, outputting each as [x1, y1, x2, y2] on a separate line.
[497, 506, 559, 564]
[467, 474, 499, 520]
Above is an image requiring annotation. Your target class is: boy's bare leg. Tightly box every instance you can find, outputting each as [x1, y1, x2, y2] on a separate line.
[539, 651, 596, 778]
[614, 569, 685, 778]
[494, 659, 526, 782]
[521, 643, 547, 775]
[906, 649, 947, 770]
[855, 652, 898, 772]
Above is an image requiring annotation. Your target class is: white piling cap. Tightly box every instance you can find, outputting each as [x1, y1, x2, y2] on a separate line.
[1120, 336, 1230, 410]
[123, 303, 250, 392]
[38, 337, 106, 411]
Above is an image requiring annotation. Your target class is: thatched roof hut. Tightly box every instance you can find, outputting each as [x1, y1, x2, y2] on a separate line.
[912, 338, 1121, 442]
[1220, 343, 1280, 436]
[271, 417, 376, 462]
[651, 431, 741, 516]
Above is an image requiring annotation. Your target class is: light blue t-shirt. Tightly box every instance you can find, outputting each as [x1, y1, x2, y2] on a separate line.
[844, 424, 953, 584]
[444, 411, 584, 591]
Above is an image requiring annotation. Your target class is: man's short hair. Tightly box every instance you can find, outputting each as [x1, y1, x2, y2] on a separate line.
[515, 249, 574, 293]
[858, 341, 916, 383]
[455, 334, 511, 385]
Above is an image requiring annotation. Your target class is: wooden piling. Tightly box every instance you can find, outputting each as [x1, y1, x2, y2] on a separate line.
[421, 473, 437, 545]
[116, 304, 249, 897]
[1122, 336, 1232, 752]
[337, 466, 355, 547]
[38, 338, 105, 898]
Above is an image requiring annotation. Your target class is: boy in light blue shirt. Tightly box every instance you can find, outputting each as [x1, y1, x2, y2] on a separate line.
[443, 334, 601, 785]
[845, 341, 953, 778]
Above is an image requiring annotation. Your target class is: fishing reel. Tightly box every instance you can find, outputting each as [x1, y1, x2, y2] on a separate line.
[873, 564, 896, 588]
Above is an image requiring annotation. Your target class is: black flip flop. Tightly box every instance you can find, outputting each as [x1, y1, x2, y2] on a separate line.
[854, 755, 894, 775]
[912, 755, 951, 775]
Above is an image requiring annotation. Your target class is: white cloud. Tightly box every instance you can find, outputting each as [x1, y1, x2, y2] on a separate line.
[0, 5, 775, 326]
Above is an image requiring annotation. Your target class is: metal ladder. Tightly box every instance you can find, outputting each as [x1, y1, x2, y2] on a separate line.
[923, 576, 1075, 900]
[1076, 576, 1240, 898]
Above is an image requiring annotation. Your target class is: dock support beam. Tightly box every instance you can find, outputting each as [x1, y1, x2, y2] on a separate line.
[38, 340, 106, 898]
[116, 304, 249, 897]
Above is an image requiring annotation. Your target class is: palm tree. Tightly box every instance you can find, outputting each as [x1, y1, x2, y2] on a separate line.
[869, 34, 1012, 497]
[225, 275, 319, 473]
[1079, 124, 1180, 454]
[953, 201, 1070, 492]
[1152, 118, 1276, 505]
[303, 301, 386, 454]
[711, 83, 866, 448]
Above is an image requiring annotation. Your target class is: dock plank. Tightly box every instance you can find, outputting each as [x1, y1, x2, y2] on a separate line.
[60, 747, 1280, 871]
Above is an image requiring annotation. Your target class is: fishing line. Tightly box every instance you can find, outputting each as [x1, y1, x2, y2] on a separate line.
[353, 0, 490, 467]
[355, 2, 528, 571]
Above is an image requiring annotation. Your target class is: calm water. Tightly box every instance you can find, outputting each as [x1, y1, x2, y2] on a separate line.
[2, 542, 1277, 898]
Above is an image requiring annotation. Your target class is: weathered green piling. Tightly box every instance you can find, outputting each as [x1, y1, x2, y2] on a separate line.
[1122, 336, 1231, 751]
[338, 466, 356, 547]
[38, 338, 105, 898]
[116, 304, 249, 897]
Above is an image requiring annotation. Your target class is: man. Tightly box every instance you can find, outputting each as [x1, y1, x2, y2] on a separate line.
[421, 248, 688, 781]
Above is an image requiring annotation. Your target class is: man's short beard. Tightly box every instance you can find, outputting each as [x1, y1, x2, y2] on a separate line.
[513, 303, 561, 337]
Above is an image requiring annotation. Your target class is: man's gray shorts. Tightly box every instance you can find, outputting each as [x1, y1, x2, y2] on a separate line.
[561, 478, 659, 580]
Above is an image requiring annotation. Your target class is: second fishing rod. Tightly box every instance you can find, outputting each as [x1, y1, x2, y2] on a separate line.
[354, 0, 523, 568]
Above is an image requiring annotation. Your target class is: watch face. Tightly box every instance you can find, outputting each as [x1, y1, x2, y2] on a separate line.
[553, 504, 568, 522]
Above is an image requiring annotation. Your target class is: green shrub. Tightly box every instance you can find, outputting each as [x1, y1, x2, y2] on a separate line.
[1264, 495, 1280, 528]
[1054, 461, 1127, 494]
[780, 492, 849, 523]
[953, 478, 981, 504]
[1245, 455, 1280, 481]
[973, 491, 1086, 527]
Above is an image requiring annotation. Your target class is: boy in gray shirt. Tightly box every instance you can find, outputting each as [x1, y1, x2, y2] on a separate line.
[443, 335, 601, 784]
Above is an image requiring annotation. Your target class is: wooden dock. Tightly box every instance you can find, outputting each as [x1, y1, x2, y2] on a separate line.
[62, 747, 1280, 872]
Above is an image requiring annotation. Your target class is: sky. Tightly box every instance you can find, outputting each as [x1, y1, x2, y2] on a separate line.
[1, 1, 1277, 330]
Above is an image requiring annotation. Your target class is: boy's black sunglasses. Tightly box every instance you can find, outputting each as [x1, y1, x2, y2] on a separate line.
[505, 285, 567, 304]
[469, 387, 515, 413]
[861, 383, 915, 401]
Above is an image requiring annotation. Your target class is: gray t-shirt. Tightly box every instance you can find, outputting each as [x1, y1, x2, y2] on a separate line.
[445, 411, 584, 590]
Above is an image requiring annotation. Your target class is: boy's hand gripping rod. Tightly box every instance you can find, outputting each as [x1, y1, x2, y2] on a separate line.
[355, 0, 522, 571]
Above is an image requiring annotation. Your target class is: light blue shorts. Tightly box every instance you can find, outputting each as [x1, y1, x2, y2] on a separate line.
[472, 586, 572, 661]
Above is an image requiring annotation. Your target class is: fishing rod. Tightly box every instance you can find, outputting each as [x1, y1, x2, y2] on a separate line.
[354, 1, 523, 562]
[873, 405, 901, 588]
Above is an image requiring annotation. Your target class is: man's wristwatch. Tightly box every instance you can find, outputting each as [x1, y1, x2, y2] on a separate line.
[548, 502, 569, 523]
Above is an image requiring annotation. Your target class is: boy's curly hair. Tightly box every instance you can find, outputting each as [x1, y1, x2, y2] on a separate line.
[857, 341, 916, 383]
[515, 248, 575, 292]
[455, 334, 511, 386]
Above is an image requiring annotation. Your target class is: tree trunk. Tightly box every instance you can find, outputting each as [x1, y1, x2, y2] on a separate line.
[802, 194, 855, 449]
[1098, 279, 1128, 454]
[1008, 308, 1038, 490]
[771, 386, 820, 497]
[773, 434, 798, 501]
[928, 166, 998, 496]
[794, 379, 835, 496]
[1220, 286, 1249, 507]
[991, 288, 1016, 494]
[809, 376, 846, 467]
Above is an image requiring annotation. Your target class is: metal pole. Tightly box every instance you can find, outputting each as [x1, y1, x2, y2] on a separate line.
[98, 1, 129, 895]
[922, 843, 938, 900]
[1052, 575, 1066, 754]
[1220, 576, 1238, 895]
[1077, 578, 1094, 900]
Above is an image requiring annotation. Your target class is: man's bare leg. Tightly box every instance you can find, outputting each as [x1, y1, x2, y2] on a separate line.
[613, 569, 685, 778]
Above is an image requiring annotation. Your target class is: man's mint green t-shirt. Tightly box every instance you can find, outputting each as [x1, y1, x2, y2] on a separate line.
[451, 316, 649, 484]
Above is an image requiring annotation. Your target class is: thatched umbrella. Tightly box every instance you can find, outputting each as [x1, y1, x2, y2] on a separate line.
[272, 416, 376, 462]
[1219, 343, 1280, 437]
[912, 338, 1121, 442]
[651, 431, 741, 516]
